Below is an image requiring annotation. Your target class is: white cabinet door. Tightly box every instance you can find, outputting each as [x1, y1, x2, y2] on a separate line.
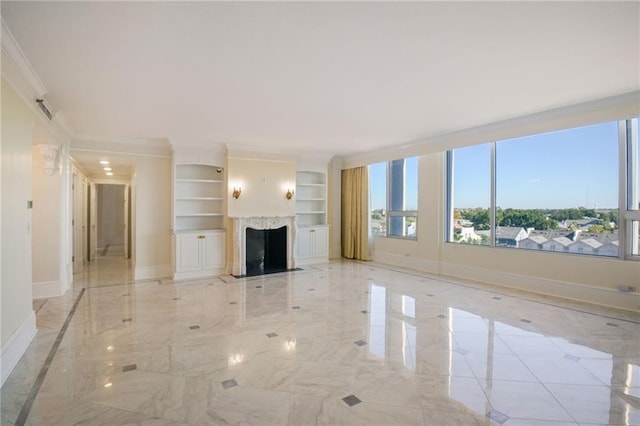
[296, 228, 313, 259]
[202, 231, 225, 270]
[176, 233, 201, 272]
[312, 227, 329, 258]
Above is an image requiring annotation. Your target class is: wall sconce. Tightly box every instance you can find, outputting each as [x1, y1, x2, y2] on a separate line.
[285, 188, 295, 200]
[232, 187, 242, 199]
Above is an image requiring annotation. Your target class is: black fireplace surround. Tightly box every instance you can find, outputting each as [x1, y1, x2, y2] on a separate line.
[245, 226, 287, 277]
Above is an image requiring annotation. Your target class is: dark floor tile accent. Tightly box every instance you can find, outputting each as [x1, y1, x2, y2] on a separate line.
[454, 348, 469, 355]
[437, 314, 447, 319]
[606, 322, 619, 327]
[563, 354, 581, 362]
[492, 297, 502, 300]
[222, 379, 238, 390]
[427, 294, 434, 297]
[122, 293, 129, 296]
[189, 325, 200, 330]
[308, 288, 315, 291]
[291, 306, 301, 310]
[266, 333, 278, 338]
[122, 318, 133, 322]
[354, 340, 367, 347]
[342, 394, 362, 407]
[318, 276, 324, 279]
[256, 285, 263, 289]
[14, 288, 86, 426]
[173, 297, 180, 301]
[122, 364, 137, 372]
[486, 410, 509, 424]
[360, 310, 369, 314]
[520, 319, 532, 323]
[229, 301, 238, 305]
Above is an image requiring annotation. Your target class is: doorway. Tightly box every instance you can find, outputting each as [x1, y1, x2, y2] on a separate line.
[95, 183, 130, 259]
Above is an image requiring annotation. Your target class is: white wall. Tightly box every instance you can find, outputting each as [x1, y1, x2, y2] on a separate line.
[133, 156, 172, 279]
[1, 78, 37, 385]
[31, 143, 63, 298]
[227, 151, 296, 218]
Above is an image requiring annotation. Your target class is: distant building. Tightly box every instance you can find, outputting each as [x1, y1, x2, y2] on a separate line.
[542, 236, 573, 252]
[599, 241, 619, 257]
[568, 237, 603, 254]
[519, 235, 547, 250]
[495, 226, 528, 247]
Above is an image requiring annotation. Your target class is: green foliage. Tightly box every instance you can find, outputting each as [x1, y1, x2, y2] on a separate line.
[371, 209, 385, 220]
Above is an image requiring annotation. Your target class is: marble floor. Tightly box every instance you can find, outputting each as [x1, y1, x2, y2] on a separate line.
[1, 259, 639, 425]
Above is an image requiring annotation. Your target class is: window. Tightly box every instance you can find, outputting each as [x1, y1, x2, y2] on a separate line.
[369, 157, 418, 238]
[370, 162, 387, 236]
[448, 121, 625, 258]
[447, 144, 492, 245]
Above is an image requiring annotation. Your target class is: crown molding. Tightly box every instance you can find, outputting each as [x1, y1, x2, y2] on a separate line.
[1, 18, 46, 97]
[2, 18, 71, 141]
[71, 135, 172, 157]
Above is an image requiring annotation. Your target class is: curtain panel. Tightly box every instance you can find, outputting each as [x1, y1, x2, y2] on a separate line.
[341, 166, 370, 260]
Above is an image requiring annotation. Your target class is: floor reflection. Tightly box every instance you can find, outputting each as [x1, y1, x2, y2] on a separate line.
[4, 261, 639, 425]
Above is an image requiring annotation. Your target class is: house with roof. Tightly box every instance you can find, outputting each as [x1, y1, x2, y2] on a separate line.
[542, 236, 574, 252]
[568, 237, 603, 255]
[495, 226, 529, 247]
[598, 241, 619, 257]
[518, 235, 548, 250]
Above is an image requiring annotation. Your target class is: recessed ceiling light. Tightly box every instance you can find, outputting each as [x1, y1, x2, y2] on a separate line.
[99, 160, 110, 165]
[103, 167, 112, 171]
[106, 172, 114, 176]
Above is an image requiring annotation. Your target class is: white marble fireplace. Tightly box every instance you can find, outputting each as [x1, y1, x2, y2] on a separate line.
[230, 216, 297, 276]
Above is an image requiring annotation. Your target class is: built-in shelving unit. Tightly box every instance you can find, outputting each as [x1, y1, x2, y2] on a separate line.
[295, 171, 327, 227]
[295, 167, 329, 265]
[174, 164, 225, 231]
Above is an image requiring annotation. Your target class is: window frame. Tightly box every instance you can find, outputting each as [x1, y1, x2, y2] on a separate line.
[446, 118, 638, 260]
[621, 118, 640, 258]
[370, 157, 418, 240]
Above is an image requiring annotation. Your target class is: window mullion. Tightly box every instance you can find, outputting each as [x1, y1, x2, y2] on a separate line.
[490, 142, 496, 247]
[619, 120, 628, 259]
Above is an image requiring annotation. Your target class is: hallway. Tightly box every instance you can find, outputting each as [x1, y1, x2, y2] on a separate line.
[73, 244, 133, 289]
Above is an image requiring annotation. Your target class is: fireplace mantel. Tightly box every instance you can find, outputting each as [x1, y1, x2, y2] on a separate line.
[230, 216, 296, 276]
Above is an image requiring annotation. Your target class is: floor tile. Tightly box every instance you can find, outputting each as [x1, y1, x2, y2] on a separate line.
[2, 258, 639, 425]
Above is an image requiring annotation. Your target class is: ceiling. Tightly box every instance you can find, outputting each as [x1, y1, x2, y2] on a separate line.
[70, 152, 133, 180]
[2, 1, 639, 158]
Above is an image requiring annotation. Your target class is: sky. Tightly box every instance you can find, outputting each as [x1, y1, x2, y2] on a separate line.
[370, 121, 620, 211]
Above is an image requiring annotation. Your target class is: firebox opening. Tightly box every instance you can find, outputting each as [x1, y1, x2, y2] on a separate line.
[245, 226, 287, 277]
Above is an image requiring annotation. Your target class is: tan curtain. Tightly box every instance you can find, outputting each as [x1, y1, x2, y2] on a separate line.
[341, 166, 370, 260]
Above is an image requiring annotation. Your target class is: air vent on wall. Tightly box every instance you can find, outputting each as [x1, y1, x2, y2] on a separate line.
[36, 98, 52, 120]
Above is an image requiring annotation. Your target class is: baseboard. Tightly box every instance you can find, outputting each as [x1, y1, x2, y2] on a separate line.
[173, 267, 225, 281]
[373, 251, 640, 313]
[373, 251, 441, 275]
[296, 257, 330, 267]
[1, 311, 37, 387]
[32, 280, 63, 299]
[135, 264, 172, 280]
